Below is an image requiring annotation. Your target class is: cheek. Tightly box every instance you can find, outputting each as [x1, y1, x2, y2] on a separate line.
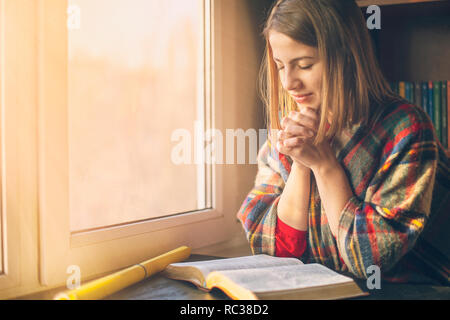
[311, 78, 321, 93]
[312, 66, 323, 93]
[311, 69, 323, 108]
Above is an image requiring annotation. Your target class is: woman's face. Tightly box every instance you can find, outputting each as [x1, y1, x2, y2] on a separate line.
[269, 30, 323, 112]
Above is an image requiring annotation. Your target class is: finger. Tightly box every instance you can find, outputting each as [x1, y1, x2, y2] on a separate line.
[293, 112, 319, 130]
[277, 129, 282, 140]
[283, 136, 305, 148]
[281, 117, 315, 138]
[276, 140, 292, 155]
[278, 129, 296, 141]
[280, 116, 290, 130]
[281, 115, 308, 130]
[299, 107, 319, 119]
[284, 124, 315, 138]
[276, 129, 293, 147]
[282, 116, 300, 130]
[290, 108, 319, 121]
[286, 112, 319, 133]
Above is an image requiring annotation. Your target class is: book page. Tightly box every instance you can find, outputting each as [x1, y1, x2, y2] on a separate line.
[168, 254, 303, 276]
[213, 263, 353, 294]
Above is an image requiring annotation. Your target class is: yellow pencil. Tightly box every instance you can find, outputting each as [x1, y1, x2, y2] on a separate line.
[54, 246, 191, 300]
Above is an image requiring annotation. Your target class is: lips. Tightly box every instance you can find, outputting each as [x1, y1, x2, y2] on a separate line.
[292, 93, 312, 103]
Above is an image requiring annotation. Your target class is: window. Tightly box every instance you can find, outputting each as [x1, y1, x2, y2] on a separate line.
[67, 0, 210, 232]
[38, 0, 225, 287]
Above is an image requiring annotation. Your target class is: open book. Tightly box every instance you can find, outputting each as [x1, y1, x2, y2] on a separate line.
[161, 254, 368, 300]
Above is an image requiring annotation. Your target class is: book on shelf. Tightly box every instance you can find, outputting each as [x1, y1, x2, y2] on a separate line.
[434, 81, 441, 143]
[390, 80, 449, 150]
[421, 82, 429, 114]
[443, 81, 448, 149]
[428, 81, 434, 124]
[405, 81, 411, 101]
[399, 81, 405, 99]
[414, 82, 421, 107]
[408, 82, 414, 103]
[161, 254, 368, 300]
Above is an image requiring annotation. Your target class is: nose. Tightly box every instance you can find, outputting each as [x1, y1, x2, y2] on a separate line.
[282, 67, 302, 92]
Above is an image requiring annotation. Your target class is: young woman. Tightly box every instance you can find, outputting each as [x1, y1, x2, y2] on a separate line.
[237, 0, 449, 285]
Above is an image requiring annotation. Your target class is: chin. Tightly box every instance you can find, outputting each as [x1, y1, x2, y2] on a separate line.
[296, 102, 320, 111]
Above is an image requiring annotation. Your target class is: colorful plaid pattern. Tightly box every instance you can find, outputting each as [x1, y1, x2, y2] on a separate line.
[237, 102, 450, 285]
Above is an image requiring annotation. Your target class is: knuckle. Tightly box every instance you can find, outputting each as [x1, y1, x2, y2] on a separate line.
[285, 125, 293, 133]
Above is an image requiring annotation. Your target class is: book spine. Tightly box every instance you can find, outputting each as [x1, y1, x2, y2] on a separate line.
[406, 82, 412, 103]
[422, 82, 429, 114]
[442, 81, 448, 148]
[410, 82, 414, 103]
[414, 81, 421, 107]
[428, 81, 434, 123]
[399, 81, 406, 99]
[434, 81, 441, 144]
[448, 80, 450, 151]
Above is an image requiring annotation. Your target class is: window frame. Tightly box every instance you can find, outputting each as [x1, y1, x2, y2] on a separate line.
[38, 0, 229, 287]
[0, 0, 27, 290]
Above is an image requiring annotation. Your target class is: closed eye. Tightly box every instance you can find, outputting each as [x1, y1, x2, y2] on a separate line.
[276, 64, 313, 71]
[275, 64, 313, 72]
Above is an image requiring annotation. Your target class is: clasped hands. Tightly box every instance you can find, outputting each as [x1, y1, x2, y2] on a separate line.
[276, 107, 337, 174]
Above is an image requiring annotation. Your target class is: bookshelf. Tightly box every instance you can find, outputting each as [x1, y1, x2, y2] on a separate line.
[357, 0, 450, 158]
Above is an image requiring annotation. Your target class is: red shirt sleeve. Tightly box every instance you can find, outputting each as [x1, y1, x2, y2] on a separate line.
[275, 217, 307, 258]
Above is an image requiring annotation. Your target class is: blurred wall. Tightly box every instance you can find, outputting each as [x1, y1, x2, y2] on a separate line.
[213, 0, 274, 242]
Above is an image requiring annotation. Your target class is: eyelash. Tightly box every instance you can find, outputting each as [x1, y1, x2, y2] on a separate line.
[277, 65, 313, 71]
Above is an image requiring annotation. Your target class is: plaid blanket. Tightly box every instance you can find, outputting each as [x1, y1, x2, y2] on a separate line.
[237, 102, 450, 285]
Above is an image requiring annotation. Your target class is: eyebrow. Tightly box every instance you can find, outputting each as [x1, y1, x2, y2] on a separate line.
[273, 56, 314, 64]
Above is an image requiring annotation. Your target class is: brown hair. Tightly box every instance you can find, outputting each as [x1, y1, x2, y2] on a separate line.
[260, 0, 401, 144]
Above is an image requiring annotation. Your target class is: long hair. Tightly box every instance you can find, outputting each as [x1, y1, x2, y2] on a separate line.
[260, 0, 402, 145]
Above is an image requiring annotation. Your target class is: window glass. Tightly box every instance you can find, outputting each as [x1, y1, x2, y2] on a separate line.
[68, 0, 206, 231]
